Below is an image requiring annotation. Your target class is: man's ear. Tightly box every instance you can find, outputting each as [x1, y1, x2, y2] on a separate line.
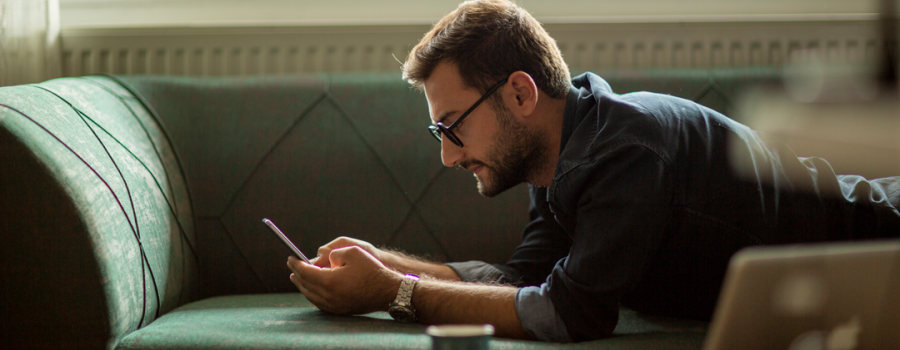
[503, 71, 538, 120]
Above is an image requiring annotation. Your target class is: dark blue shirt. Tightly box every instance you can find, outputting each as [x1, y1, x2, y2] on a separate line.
[448, 72, 900, 342]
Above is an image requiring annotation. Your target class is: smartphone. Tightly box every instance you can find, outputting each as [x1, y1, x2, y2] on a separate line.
[262, 218, 312, 264]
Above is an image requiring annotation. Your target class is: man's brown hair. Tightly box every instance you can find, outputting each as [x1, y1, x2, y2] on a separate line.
[402, 0, 570, 100]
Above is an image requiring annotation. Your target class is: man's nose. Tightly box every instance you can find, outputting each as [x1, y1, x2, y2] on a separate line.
[440, 137, 463, 168]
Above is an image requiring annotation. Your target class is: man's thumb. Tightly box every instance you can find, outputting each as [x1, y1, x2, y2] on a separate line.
[328, 246, 366, 267]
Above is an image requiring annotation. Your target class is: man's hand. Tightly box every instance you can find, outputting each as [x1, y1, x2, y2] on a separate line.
[312, 236, 385, 268]
[287, 246, 402, 315]
[287, 243, 530, 339]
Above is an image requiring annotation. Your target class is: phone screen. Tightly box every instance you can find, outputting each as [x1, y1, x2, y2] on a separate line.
[263, 218, 311, 264]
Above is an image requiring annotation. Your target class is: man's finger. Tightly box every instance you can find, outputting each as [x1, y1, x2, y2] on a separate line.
[291, 273, 334, 313]
[303, 292, 333, 313]
[316, 246, 333, 266]
[289, 257, 334, 296]
[287, 256, 307, 274]
[312, 255, 330, 268]
[327, 246, 367, 268]
[293, 258, 332, 291]
[290, 269, 332, 302]
[290, 272, 315, 296]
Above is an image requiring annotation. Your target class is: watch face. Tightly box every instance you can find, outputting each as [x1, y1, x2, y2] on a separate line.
[389, 305, 416, 323]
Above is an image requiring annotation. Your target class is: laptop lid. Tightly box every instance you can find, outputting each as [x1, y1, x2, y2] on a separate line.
[703, 239, 900, 350]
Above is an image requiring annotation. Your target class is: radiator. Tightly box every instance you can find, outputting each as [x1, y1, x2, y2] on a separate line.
[60, 20, 883, 77]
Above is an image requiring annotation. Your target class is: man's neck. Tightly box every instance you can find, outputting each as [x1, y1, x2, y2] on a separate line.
[528, 92, 567, 187]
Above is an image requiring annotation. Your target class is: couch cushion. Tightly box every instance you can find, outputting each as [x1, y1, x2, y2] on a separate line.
[118, 294, 706, 350]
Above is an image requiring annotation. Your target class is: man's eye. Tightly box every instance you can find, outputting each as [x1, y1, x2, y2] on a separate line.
[453, 118, 465, 129]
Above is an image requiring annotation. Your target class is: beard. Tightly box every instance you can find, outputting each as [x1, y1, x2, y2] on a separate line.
[461, 104, 549, 198]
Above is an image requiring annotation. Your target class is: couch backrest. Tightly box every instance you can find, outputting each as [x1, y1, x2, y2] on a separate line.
[115, 68, 782, 299]
[0, 76, 196, 349]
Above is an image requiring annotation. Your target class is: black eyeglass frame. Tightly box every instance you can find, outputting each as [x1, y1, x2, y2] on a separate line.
[427, 77, 509, 148]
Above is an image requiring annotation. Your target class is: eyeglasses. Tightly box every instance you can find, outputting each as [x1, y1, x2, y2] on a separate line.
[427, 78, 508, 148]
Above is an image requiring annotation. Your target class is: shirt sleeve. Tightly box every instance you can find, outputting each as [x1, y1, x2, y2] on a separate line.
[547, 144, 672, 342]
[444, 260, 508, 284]
[516, 284, 573, 342]
[502, 185, 574, 287]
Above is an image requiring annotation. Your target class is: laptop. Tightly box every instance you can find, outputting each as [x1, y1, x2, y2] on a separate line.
[703, 239, 900, 350]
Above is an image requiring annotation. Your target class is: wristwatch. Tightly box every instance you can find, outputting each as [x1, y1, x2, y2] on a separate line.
[388, 274, 420, 322]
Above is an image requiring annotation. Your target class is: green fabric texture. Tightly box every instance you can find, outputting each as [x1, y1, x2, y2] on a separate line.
[118, 294, 706, 350]
[0, 77, 197, 349]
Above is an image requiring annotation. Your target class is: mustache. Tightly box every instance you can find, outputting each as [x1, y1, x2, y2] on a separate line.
[458, 159, 487, 171]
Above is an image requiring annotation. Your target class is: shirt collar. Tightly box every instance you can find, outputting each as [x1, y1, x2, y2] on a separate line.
[559, 85, 581, 156]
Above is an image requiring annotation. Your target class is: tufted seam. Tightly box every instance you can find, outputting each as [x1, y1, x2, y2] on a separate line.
[320, 90, 454, 260]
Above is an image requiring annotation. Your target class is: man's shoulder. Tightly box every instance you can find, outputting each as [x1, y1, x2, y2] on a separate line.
[568, 72, 743, 163]
[563, 89, 676, 166]
[573, 71, 710, 118]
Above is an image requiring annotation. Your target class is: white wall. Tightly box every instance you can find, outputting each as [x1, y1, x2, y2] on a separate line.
[58, 0, 887, 78]
[59, 0, 879, 29]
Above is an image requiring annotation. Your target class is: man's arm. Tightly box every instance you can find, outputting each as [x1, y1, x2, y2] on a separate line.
[311, 236, 461, 281]
[300, 185, 573, 341]
[382, 248, 462, 281]
[287, 247, 531, 339]
[412, 278, 530, 339]
[544, 144, 672, 341]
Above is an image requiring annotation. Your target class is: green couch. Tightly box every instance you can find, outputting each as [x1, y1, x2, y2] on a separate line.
[0, 68, 780, 349]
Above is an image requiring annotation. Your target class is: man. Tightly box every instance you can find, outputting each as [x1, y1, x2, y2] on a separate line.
[287, 0, 900, 342]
